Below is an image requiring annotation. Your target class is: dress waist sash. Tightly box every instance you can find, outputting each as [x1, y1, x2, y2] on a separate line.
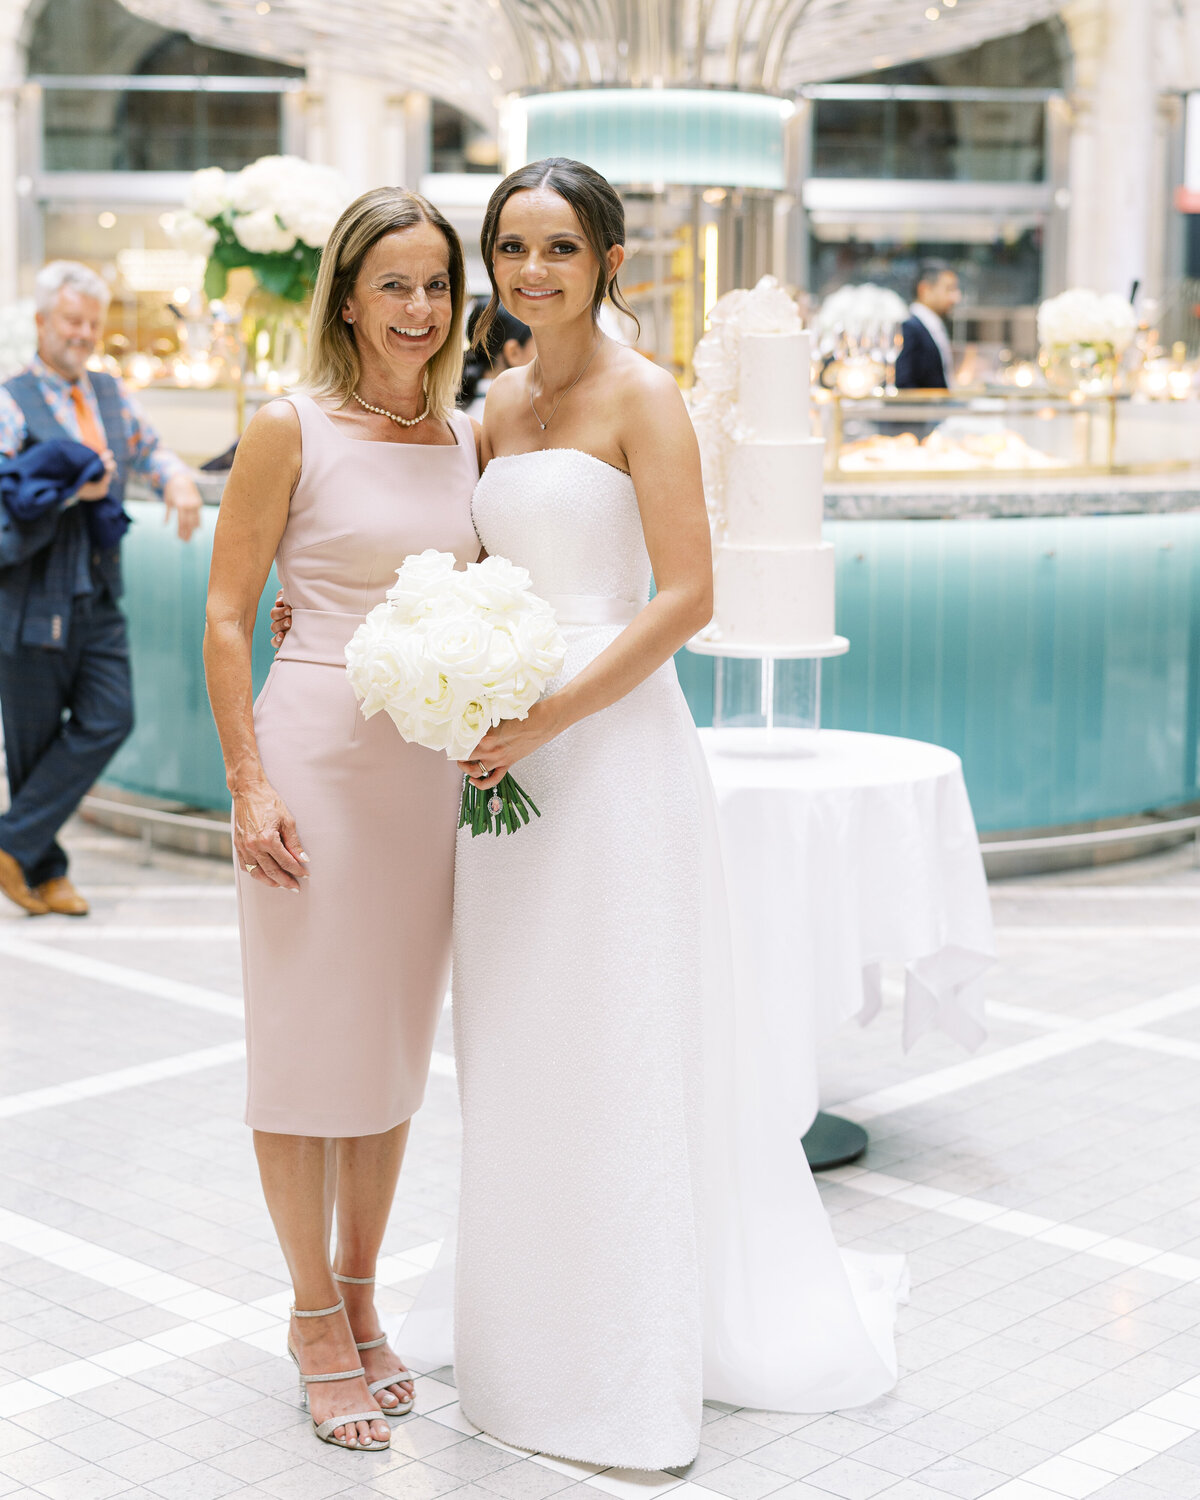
[277, 598, 640, 665]
[275, 607, 366, 667]
[544, 594, 641, 628]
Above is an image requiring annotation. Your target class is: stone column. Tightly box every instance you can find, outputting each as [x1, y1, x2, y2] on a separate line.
[1062, 0, 1158, 297]
[0, 4, 25, 306]
[303, 64, 398, 192]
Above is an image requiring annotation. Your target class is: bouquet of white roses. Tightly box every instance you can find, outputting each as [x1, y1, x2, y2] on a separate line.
[345, 549, 566, 836]
[172, 155, 349, 304]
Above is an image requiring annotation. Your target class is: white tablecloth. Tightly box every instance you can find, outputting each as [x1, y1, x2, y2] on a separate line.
[700, 727, 995, 1131]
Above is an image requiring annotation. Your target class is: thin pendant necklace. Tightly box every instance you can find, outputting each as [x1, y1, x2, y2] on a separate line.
[529, 336, 603, 431]
[351, 388, 430, 428]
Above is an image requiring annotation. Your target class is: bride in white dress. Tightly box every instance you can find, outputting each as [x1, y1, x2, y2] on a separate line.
[448, 159, 902, 1470]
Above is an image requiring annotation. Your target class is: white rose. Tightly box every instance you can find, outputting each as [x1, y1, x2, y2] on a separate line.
[346, 607, 431, 717]
[386, 549, 459, 619]
[452, 554, 534, 613]
[447, 698, 493, 761]
[506, 609, 567, 684]
[424, 615, 494, 687]
[479, 632, 534, 716]
[187, 167, 229, 221]
[233, 208, 296, 254]
[390, 702, 456, 754]
[171, 211, 218, 258]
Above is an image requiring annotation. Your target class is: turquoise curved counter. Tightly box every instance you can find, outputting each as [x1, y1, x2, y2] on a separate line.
[107, 494, 1200, 834]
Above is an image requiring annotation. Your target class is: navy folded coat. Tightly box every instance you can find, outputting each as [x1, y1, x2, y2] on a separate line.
[0, 439, 123, 652]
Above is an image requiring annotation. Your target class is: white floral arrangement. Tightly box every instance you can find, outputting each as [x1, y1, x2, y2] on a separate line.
[171, 155, 349, 303]
[1036, 289, 1137, 353]
[345, 549, 566, 836]
[811, 282, 909, 342]
[0, 299, 36, 381]
[690, 275, 803, 541]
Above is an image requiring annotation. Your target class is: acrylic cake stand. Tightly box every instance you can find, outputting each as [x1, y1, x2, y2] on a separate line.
[687, 633, 866, 1169]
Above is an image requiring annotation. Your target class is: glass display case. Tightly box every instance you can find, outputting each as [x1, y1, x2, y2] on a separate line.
[819, 390, 1200, 481]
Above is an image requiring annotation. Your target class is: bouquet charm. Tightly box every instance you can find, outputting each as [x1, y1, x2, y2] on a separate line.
[345, 550, 566, 836]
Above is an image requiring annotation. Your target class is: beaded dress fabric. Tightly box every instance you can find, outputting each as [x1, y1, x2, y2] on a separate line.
[443, 447, 903, 1470]
[452, 448, 705, 1469]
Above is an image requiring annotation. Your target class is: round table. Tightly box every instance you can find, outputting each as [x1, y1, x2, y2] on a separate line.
[699, 727, 995, 1162]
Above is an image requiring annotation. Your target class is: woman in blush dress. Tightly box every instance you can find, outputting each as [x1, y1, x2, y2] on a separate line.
[203, 188, 479, 1453]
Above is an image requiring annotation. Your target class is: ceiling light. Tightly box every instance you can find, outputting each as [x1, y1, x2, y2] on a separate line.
[925, 5, 940, 17]
[256, 1, 270, 12]
[98, 212, 117, 229]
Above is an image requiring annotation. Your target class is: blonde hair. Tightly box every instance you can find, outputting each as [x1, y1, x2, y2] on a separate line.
[303, 187, 467, 422]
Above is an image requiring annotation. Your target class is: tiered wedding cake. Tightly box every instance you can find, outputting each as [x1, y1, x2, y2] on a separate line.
[690, 277, 844, 655]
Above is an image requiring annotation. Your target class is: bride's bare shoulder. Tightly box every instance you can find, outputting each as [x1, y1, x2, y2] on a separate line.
[612, 346, 686, 419]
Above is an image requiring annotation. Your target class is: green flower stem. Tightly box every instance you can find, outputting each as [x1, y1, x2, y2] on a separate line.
[458, 772, 542, 837]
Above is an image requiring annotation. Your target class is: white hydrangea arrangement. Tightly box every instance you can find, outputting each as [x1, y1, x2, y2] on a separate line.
[1036, 289, 1137, 354]
[0, 299, 36, 381]
[811, 282, 909, 342]
[345, 549, 567, 837]
[172, 156, 349, 303]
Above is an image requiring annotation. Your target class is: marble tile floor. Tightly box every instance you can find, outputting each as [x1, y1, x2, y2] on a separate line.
[0, 820, 1198, 1500]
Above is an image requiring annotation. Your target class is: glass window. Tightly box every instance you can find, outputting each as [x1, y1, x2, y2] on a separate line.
[812, 98, 1047, 182]
[811, 19, 1064, 183]
[33, 0, 301, 172]
[431, 101, 500, 174]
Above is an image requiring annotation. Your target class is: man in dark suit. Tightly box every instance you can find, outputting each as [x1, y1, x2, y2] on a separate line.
[0, 261, 201, 916]
[895, 260, 961, 390]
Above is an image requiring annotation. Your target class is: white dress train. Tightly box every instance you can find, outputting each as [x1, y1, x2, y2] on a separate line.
[407, 448, 905, 1469]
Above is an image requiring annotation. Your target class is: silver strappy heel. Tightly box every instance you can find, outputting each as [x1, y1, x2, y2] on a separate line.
[286, 1297, 391, 1450]
[333, 1271, 416, 1415]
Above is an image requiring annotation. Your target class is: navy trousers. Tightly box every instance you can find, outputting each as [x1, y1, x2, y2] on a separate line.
[0, 586, 133, 886]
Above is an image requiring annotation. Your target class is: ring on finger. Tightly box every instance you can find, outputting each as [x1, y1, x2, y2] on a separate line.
[244, 863, 256, 873]
[476, 761, 488, 777]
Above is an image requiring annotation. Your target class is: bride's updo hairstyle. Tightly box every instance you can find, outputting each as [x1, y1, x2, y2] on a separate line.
[475, 157, 640, 352]
[304, 186, 467, 422]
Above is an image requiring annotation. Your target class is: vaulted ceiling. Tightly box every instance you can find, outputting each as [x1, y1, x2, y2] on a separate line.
[115, 0, 1066, 128]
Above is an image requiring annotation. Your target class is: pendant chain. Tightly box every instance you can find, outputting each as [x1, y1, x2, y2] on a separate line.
[528, 337, 603, 432]
[351, 389, 430, 428]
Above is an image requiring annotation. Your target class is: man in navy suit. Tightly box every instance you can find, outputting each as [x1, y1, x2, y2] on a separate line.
[896, 261, 961, 389]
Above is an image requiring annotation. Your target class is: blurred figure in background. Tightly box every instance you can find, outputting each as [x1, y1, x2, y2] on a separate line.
[459, 300, 533, 416]
[0, 260, 201, 917]
[896, 260, 961, 390]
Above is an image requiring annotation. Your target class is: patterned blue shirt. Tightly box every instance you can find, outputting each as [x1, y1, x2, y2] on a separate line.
[0, 355, 188, 497]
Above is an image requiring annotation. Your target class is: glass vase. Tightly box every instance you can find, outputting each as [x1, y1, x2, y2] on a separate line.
[1039, 341, 1118, 397]
[241, 286, 310, 390]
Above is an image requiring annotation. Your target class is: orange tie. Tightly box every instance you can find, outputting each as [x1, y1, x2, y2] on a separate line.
[69, 383, 107, 453]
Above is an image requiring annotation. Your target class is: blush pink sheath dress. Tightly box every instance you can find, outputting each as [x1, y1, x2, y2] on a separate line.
[236, 394, 479, 1137]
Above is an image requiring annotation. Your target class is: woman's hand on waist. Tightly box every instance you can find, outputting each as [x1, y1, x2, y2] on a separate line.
[459, 698, 564, 790]
[233, 778, 309, 890]
[270, 590, 292, 650]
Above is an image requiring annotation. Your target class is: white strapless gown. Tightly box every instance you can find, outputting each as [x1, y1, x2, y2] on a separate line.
[411, 448, 905, 1471]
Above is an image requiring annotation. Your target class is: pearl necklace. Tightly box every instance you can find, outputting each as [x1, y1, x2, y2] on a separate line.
[351, 388, 430, 428]
[528, 336, 603, 431]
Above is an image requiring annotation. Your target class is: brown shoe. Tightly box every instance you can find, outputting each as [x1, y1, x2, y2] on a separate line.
[35, 876, 89, 917]
[0, 848, 50, 915]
